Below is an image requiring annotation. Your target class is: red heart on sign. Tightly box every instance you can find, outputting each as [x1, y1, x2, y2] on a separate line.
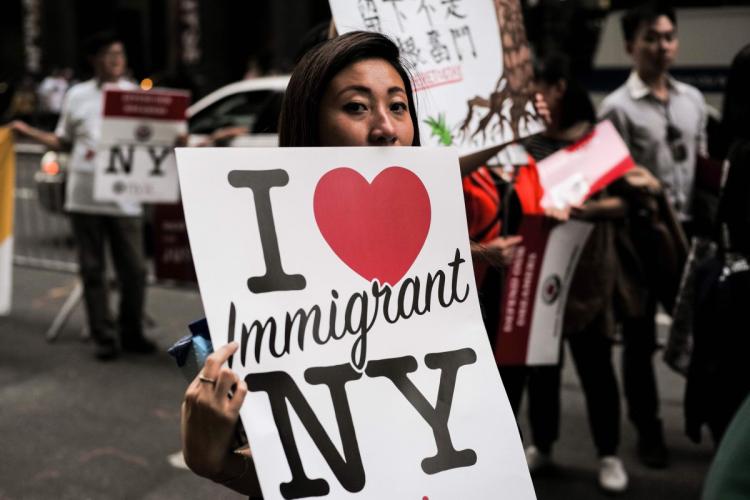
[313, 166, 431, 286]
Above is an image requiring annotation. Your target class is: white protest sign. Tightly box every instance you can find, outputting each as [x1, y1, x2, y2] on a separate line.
[94, 87, 189, 203]
[329, 0, 544, 155]
[538, 120, 635, 210]
[176, 147, 536, 500]
[495, 216, 592, 366]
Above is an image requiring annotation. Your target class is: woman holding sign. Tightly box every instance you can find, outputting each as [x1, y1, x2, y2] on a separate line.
[180, 31, 421, 496]
[519, 53, 634, 493]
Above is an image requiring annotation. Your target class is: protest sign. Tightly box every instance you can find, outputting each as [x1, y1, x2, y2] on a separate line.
[537, 120, 635, 210]
[495, 216, 592, 366]
[176, 147, 536, 499]
[94, 87, 189, 203]
[0, 128, 15, 315]
[152, 203, 197, 283]
[328, 0, 544, 155]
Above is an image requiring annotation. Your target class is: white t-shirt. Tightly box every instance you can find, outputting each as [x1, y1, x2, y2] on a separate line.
[55, 78, 142, 216]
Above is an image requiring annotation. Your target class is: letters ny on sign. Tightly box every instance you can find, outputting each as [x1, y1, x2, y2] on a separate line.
[94, 88, 189, 203]
[176, 147, 536, 499]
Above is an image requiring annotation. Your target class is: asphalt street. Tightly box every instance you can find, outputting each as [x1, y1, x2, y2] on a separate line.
[0, 266, 714, 500]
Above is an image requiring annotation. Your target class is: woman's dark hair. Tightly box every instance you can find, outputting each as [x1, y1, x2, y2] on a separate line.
[534, 52, 595, 129]
[279, 31, 420, 147]
[621, 3, 677, 43]
[722, 44, 750, 146]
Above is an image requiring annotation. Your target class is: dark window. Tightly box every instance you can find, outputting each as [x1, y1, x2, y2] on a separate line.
[188, 89, 282, 134]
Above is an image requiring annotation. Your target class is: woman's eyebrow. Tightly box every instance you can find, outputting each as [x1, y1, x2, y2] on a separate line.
[336, 85, 372, 97]
[336, 85, 406, 97]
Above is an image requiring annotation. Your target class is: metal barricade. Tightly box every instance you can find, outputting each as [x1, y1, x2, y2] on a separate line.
[13, 143, 78, 272]
[13, 144, 84, 341]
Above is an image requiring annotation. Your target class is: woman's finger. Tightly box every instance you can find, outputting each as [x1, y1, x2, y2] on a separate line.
[216, 366, 240, 399]
[501, 235, 523, 247]
[202, 342, 240, 378]
[228, 380, 249, 412]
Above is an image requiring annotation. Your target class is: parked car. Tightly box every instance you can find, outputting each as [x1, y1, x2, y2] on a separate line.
[186, 75, 289, 147]
[35, 75, 290, 213]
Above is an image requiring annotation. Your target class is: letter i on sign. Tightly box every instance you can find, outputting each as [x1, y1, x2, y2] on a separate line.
[228, 169, 306, 293]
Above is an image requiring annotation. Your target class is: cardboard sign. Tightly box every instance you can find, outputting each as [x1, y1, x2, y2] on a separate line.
[537, 120, 634, 210]
[495, 216, 592, 366]
[329, 0, 544, 154]
[152, 203, 197, 284]
[94, 87, 189, 203]
[176, 147, 536, 499]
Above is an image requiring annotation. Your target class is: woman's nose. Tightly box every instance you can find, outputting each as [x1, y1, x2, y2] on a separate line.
[369, 107, 397, 145]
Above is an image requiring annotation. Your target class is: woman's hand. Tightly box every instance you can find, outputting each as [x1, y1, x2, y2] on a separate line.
[181, 342, 248, 482]
[477, 235, 523, 268]
[543, 205, 571, 222]
[624, 166, 661, 194]
[197, 126, 249, 147]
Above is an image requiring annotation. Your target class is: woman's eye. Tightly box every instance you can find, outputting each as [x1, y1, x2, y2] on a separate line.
[343, 102, 367, 113]
[391, 102, 408, 114]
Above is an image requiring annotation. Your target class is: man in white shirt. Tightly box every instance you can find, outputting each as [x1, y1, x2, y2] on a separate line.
[12, 33, 154, 360]
[598, 3, 707, 469]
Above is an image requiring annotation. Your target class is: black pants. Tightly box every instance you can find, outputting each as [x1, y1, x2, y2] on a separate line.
[70, 213, 146, 346]
[621, 297, 662, 440]
[500, 313, 621, 456]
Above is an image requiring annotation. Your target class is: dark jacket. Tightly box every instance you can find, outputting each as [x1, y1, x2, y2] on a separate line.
[610, 180, 689, 319]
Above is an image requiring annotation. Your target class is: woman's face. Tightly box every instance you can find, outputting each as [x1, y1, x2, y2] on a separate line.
[318, 58, 415, 147]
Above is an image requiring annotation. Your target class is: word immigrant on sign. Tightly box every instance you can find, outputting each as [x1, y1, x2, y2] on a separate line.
[227, 248, 470, 371]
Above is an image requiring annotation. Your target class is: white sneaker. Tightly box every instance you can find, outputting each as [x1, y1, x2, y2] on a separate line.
[525, 445, 552, 473]
[598, 456, 628, 493]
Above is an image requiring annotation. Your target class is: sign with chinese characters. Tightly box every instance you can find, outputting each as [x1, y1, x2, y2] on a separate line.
[496, 216, 592, 366]
[329, 0, 544, 154]
[176, 147, 536, 499]
[94, 87, 189, 203]
[537, 120, 635, 210]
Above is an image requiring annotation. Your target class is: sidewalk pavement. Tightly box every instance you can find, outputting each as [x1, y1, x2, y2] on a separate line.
[0, 266, 713, 499]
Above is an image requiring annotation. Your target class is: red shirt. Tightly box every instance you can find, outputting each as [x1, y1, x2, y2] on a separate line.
[462, 157, 544, 285]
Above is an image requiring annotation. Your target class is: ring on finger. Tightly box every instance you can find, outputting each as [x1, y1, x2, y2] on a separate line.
[198, 374, 217, 386]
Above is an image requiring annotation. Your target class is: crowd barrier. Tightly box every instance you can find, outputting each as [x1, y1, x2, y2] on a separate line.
[13, 143, 77, 273]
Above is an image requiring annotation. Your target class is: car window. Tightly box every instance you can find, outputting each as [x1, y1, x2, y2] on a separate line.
[188, 90, 277, 134]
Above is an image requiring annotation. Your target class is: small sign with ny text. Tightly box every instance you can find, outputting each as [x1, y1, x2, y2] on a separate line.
[94, 87, 189, 203]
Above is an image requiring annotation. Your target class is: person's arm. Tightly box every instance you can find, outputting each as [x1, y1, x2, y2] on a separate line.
[598, 99, 632, 148]
[10, 120, 67, 151]
[459, 143, 511, 176]
[571, 197, 629, 220]
[181, 342, 261, 496]
[470, 235, 523, 268]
